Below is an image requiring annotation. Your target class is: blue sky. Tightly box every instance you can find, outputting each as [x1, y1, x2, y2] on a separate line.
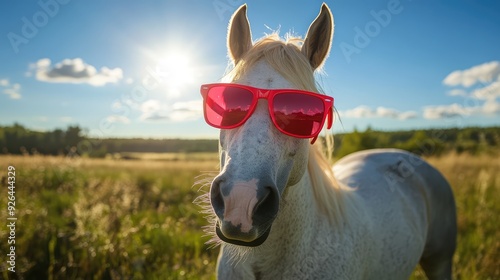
[0, 0, 499, 139]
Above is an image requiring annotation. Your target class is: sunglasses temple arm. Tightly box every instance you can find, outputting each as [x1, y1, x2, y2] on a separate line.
[310, 106, 334, 144]
[327, 107, 333, 129]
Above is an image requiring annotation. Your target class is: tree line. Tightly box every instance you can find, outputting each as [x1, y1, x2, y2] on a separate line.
[332, 126, 500, 158]
[0, 123, 84, 155]
[0, 123, 219, 157]
[0, 123, 499, 158]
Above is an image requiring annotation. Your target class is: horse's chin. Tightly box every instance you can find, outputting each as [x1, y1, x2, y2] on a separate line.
[215, 224, 271, 247]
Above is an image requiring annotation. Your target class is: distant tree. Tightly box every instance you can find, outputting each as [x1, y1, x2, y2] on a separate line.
[0, 127, 5, 153]
[335, 128, 378, 158]
[65, 126, 84, 149]
[3, 123, 27, 153]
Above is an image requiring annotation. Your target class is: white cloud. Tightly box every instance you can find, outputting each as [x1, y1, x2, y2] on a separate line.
[35, 116, 49, 122]
[423, 103, 471, 119]
[0, 78, 21, 99]
[482, 99, 500, 115]
[170, 100, 203, 122]
[447, 89, 467, 97]
[3, 88, 21, 99]
[30, 58, 123, 86]
[60, 116, 74, 123]
[398, 111, 419, 120]
[342, 105, 417, 120]
[106, 115, 130, 124]
[423, 100, 500, 119]
[141, 112, 169, 121]
[342, 105, 373, 118]
[471, 80, 500, 100]
[140, 100, 164, 120]
[433, 61, 500, 119]
[139, 99, 202, 122]
[443, 61, 500, 87]
[376, 107, 401, 119]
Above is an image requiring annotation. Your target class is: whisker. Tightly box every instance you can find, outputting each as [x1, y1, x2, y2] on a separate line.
[193, 170, 221, 247]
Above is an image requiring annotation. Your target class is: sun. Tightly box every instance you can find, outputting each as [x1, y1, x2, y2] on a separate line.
[155, 52, 195, 96]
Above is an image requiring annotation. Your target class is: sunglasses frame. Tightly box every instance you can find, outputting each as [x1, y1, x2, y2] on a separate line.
[200, 83, 334, 144]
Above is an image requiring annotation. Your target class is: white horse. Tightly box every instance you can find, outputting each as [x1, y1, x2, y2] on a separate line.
[198, 4, 456, 279]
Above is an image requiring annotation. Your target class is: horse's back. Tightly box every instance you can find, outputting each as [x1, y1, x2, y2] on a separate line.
[333, 149, 456, 279]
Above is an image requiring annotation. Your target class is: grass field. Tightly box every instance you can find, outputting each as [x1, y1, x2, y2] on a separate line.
[0, 152, 498, 279]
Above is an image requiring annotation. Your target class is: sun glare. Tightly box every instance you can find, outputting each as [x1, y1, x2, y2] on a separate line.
[156, 52, 195, 96]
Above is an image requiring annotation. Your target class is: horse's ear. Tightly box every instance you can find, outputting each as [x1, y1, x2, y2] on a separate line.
[227, 4, 252, 64]
[302, 3, 334, 70]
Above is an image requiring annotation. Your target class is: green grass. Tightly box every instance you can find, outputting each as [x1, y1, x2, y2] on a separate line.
[412, 153, 499, 279]
[0, 155, 219, 279]
[0, 153, 498, 279]
[112, 152, 219, 162]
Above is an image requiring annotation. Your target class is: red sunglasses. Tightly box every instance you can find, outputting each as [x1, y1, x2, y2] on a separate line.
[200, 83, 334, 144]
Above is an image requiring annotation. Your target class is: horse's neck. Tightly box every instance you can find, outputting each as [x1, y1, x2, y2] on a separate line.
[275, 169, 319, 242]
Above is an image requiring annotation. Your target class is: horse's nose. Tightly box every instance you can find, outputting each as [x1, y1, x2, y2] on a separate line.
[210, 177, 279, 244]
[210, 177, 227, 221]
[253, 186, 279, 224]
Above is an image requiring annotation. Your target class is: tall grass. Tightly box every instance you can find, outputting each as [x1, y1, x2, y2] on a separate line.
[0, 155, 219, 279]
[411, 153, 499, 279]
[0, 153, 498, 279]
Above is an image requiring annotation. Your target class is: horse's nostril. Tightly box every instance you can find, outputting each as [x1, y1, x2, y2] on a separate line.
[253, 187, 279, 221]
[210, 178, 225, 217]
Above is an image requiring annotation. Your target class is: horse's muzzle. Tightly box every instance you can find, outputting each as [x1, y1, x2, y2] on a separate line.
[215, 222, 272, 247]
[210, 177, 279, 246]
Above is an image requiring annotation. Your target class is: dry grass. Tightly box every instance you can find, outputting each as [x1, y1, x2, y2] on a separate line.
[0, 153, 498, 279]
[411, 153, 500, 279]
[0, 154, 219, 279]
[0, 153, 219, 171]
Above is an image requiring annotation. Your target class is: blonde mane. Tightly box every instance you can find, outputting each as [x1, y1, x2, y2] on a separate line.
[223, 33, 361, 227]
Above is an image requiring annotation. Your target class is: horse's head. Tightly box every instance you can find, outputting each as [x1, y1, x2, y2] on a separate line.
[206, 4, 334, 247]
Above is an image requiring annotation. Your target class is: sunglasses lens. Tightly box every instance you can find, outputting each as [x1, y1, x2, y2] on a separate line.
[273, 93, 325, 137]
[204, 86, 254, 127]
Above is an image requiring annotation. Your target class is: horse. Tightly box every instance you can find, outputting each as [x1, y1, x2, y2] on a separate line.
[197, 4, 457, 279]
